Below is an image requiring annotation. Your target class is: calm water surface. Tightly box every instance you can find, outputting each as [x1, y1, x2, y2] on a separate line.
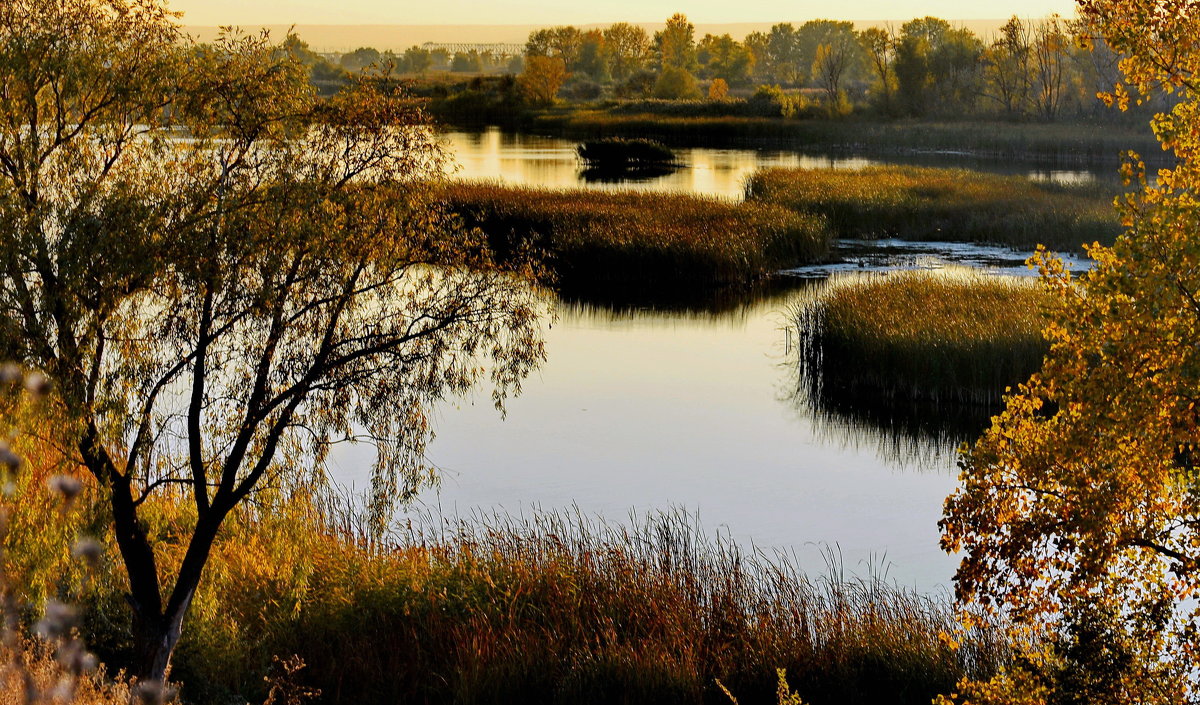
[334, 132, 1100, 592]
[440, 126, 1107, 199]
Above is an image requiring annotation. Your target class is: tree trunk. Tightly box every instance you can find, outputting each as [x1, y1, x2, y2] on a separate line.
[131, 610, 186, 682]
[129, 514, 220, 681]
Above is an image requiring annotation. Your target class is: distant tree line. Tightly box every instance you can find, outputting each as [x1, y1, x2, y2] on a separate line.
[279, 12, 1147, 122]
[512, 13, 1133, 120]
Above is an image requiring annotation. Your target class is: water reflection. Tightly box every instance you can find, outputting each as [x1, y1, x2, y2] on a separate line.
[578, 164, 681, 183]
[321, 282, 966, 591]
[440, 126, 1110, 200]
[785, 362, 997, 473]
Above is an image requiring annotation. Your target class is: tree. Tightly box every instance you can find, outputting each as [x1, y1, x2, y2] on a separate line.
[403, 45, 433, 74]
[575, 30, 611, 83]
[1029, 15, 1069, 120]
[708, 77, 729, 100]
[518, 55, 567, 104]
[796, 20, 863, 88]
[858, 26, 897, 114]
[0, 0, 547, 684]
[762, 23, 802, 85]
[655, 13, 697, 72]
[812, 40, 852, 117]
[525, 26, 583, 68]
[603, 22, 650, 82]
[698, 33, 753, 84]
[653, 65, 701, 99]
[340, 46, 381, 72]
[895, 17, 982, 116]
[940, 0, 1200, 700]
[982, 17, 1032, 117]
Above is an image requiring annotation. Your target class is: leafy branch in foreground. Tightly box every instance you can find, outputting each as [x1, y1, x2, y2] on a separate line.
[939, 0, 1200, 702]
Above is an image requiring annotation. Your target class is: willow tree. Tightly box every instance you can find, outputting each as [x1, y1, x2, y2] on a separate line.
[940, 0, 1200, 701]
[0, 0, 546, 683]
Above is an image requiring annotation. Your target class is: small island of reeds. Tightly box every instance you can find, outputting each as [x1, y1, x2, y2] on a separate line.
[576, 137, 677, 168]
[747, 166, 1120, 251]
[797, 269, 1053, 409]
[441, 183, 831, 290]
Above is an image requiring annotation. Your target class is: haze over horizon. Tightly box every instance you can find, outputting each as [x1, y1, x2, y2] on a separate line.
[169, 0, 1075, 29]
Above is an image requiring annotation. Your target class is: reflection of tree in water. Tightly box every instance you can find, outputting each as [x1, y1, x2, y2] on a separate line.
[578, 164, 681, 183]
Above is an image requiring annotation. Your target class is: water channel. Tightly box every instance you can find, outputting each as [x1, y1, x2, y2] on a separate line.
[335, 127, 1114, 592]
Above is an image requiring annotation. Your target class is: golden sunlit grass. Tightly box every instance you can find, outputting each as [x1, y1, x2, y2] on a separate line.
[2, 467, 1007, 705]
[442, 182, 831, 287]
[746, 165, 1118, 250]
[747, 166, 1119, 250]
[797, 270, 1053, 407]
[0, 639, 130, 705]
[167, 505, 1006, 705]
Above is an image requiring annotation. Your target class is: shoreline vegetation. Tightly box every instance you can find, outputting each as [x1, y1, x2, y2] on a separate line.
[796, 270, 1053, 409]
[479, 109, 1167, 166]
[5, 459, 1006, 705]
[439, 165, 1116, 295]
[440, 182, 831, 287]
[747, 165, 1120, 251]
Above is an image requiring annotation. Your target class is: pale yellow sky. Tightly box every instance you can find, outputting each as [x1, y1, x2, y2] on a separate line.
[167, 0, 1077, 27]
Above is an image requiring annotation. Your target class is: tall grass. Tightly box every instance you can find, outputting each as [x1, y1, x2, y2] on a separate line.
[747, 166, 1119, 251]
[797, 270, 1052, 408]
[167, 504, 1005, 705]
[3, 467, 1007, 705]
[441, 183, 831, 288]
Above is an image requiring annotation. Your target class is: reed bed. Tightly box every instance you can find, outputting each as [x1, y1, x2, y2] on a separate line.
[165, 506, 1006, 705]
[576, 137, 677, 167]
[747, 166, 1119, 251]
[797, 270, 1052, 409]
[441, 183, 831, 287]
[529, 112, 1162, 164]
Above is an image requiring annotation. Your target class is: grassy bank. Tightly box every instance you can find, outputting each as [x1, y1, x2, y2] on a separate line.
[441, 183, 831, 288]
[172, 504, 1005, 705]
[3, 452, 1006, 705]
[747, 166, 1120, 251]
[520, 110, 1164, 165]
[797, 270, 1053, 408]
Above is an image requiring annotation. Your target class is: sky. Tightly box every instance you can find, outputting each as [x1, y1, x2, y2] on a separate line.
[168, 0, 1078, 26]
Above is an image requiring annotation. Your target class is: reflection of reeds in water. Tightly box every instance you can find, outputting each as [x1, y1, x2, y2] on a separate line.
[746, 165, 1118, 251]
[792, 270, 1051, 467]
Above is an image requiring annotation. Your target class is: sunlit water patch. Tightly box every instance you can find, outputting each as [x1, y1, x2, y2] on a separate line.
[781, 238, 1092, 278]
[440, 126, 1112, 200]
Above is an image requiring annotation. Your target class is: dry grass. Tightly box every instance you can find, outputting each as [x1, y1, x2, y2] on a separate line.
[746, 166, 1119, 251]
[0, 639, 131, 705]
[146, 503, 1007, 705]
[441, 182, 831, 289]
[797, 269, 1053, 408]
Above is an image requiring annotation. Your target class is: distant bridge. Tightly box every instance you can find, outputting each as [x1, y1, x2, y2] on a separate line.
[420, 42, 524, 56]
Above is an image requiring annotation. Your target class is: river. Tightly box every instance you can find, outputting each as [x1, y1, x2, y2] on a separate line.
[334, 127, 1110, 592]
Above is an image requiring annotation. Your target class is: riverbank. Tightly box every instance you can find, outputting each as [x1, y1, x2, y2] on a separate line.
[797, 270, 1053, 409]
[434, 103, 1165, 166]
[441, 183, 831, 288]
[45, 490, 1003, 705]
[748, 166, 1119, 251]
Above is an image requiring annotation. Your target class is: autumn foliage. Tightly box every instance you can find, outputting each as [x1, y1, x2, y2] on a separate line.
[939, 0, 1200, 702]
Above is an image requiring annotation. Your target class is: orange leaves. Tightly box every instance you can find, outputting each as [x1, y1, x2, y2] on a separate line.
[942, 0, 1200, 699]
